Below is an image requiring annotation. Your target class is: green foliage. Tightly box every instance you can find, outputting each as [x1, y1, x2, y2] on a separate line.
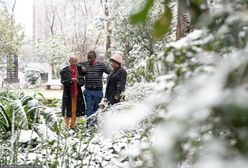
[11, 100, 29, 129]
[161, 41, 202, 80]
[130, 0, 154, 24]
[0, 7, 24, 56]
[0, 91, 58, 133]
[0, 103, 11, 132]
[187, 0, 204, 25]
[110, 0, 169, 69]
[0, 89, 17, 103]
[126, 0, 248, 167]
[127, 55, 158, 85]
[225, 63, 248, 88]
[128, 66, 146, 85]
[153, 5, 172, 39]
[198, 3, 248, 52]
[130, 0, 172, 39]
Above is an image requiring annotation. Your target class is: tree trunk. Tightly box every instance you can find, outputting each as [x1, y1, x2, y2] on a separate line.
[102, 0, 111, 59]
[51, 64, 55, 79]
[176, 0, 210, 40]
[32, 0, 37, 44]
[7, 0, 17, 83]
[176, 0, 191, 40]
[123, 40, 130, 68]
[105, 24, 111, 58]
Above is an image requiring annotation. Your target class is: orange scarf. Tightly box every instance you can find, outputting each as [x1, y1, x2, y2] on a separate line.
[69, 66, 78, 97]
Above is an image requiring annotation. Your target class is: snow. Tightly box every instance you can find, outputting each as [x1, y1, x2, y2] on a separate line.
[168, 74, 223, 120]
[2, 1, 248, 167]
[18, 130, 40, 143]
[103, 102, 152, 137]
[166, 52, 175, 62]
[27, 99, 39, 107]
[34, 124, 58, 141]
[167, 30, 204, 49]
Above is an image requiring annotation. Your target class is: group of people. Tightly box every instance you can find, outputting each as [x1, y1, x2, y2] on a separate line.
[60, 51, 127, 129]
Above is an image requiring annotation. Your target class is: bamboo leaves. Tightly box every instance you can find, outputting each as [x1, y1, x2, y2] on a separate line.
[0, 104, 11, 132]
[130, 0, 154, 25]
[153, 5, 172, 39]
[0, 91, 59, 133]
[12, 100, 28, 129]
[130, 0, 172, 39]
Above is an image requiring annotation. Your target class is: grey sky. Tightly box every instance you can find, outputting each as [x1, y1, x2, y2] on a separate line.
[15, 0, 33, 39]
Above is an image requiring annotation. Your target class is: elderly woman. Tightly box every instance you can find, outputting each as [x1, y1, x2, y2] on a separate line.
[60, 54, 85, 129]
[105, 52, 127, 105]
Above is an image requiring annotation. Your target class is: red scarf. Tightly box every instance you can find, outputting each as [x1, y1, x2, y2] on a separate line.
[69, 66, 78, 97]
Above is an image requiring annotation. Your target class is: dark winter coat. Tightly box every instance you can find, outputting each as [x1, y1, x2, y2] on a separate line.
[60, 65, 85, 117]
[105, 66, 127, 105]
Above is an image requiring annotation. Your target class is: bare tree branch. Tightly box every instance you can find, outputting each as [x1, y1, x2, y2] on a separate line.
[10, 0, 17, 22]
[42, 0, 56, 35]
[93, 32, 102, 50]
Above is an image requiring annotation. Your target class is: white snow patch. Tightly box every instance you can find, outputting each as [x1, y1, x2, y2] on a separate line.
[103, 102, 152, 137]
[18, 130, 39, 143]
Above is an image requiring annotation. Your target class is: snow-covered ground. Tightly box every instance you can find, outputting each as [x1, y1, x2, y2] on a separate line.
[0, 82, 158, 167]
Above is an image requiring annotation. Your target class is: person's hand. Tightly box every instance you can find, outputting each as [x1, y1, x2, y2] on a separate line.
[81, 66, 86, 71]
[71, 78, 78, 83]
[114, 95, 120, 100]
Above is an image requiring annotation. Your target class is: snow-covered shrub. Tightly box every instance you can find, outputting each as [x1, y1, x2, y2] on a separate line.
[0, 91, 62, 165]
[2, 1, 248, 168]
[24, 68, 41, 87]
[102, 1, 248, 168]
[127, 55, 164, 85]
[109, 0, 173, 68]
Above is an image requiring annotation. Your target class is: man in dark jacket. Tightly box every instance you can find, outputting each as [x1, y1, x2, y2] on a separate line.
[60, 54, 85, 129]
[105, 52, 127, 105]
[79, 51, 111, 126]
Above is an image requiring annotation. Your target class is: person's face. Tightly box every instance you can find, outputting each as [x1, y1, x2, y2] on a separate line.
[69, 57, 78, 66]
[88, 55, 96, 64]
[111, 60, 119, 69]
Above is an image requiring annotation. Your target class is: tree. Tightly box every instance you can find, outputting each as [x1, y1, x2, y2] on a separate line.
[111, 0, 248, 167]
[35, 35, 73, 78]
[176, 0, 210, 40]
[107, 0, 169, 68]
[36, 0, 106, 60]
[176, 0, 191, 40]
[0, 1, 24, 83]
[100, 0, 111, 58]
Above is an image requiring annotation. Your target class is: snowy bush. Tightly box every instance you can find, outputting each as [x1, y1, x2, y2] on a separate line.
[109, 0, 173, 68]
[2, 1, 248, 168]
[24, 68, 41, 87]
[101, 1, 248, 168]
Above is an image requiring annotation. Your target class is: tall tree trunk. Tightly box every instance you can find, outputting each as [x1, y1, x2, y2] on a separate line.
[123, 39, 130, 68]
[42, 0, 56, 36]
[176, 0, 191, 40]
[51, 64, 55, 79]
[7, 0, 17, 83]
[32, 0, 36, 44]
[176, 0, 210, 40]
[102, 0, 111, 59]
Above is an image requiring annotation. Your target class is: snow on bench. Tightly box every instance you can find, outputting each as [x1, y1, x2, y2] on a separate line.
[45, 80, 63, 90]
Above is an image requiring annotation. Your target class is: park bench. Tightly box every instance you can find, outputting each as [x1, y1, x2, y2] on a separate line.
[45, 80, 63, 90]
